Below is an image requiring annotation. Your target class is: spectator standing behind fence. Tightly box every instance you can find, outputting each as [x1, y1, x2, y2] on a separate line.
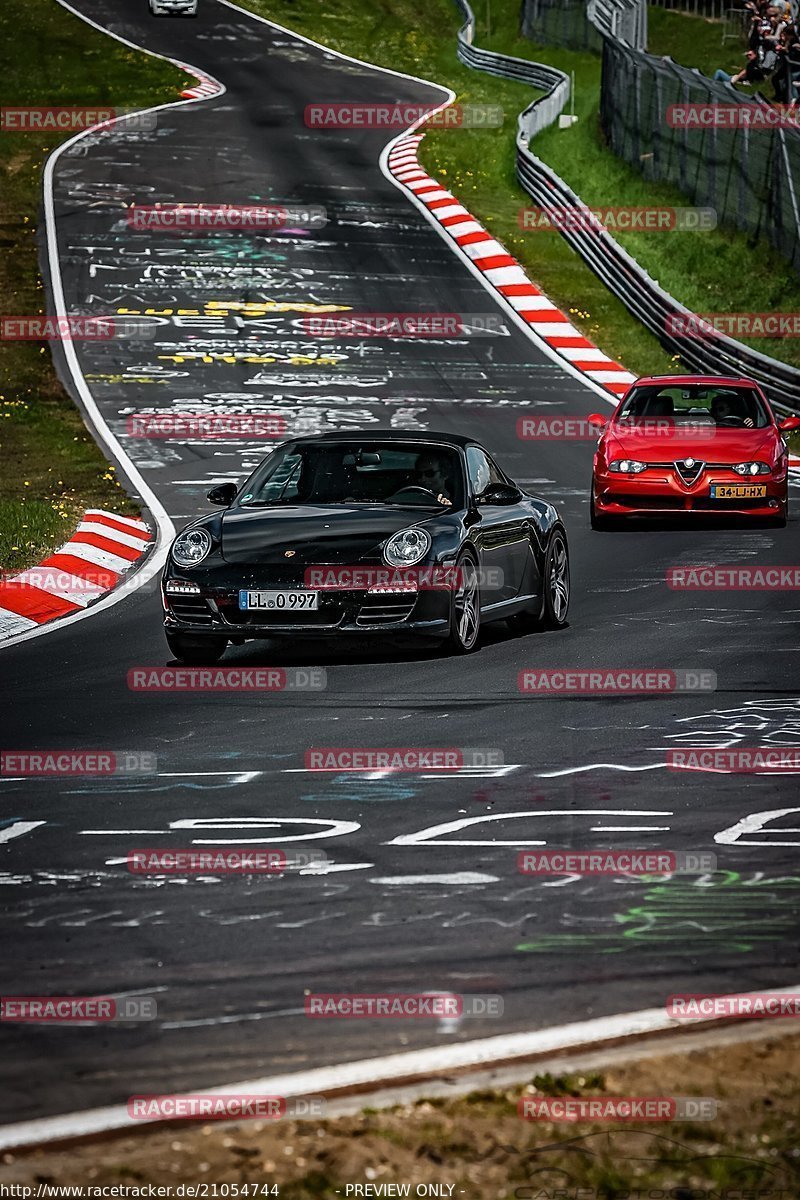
[714, 2, 797, 89]
[772, 23, 800, 102]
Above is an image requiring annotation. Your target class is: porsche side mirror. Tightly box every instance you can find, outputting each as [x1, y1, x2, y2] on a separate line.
[207, 482, 238, 506]
[480, 483, 522, 505]
[778, 415, 800, 433]
[587, 413, 609, 431]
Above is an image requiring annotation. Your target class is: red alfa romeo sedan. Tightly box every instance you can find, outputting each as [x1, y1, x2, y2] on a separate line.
[589, 375, 800, 528]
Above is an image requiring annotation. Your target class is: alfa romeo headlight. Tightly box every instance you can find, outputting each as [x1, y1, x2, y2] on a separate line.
[608, 459, 647, 473]
[383, 527, 431, 568]
[172, 528, 212, 567]
[732, 461, 770, 476]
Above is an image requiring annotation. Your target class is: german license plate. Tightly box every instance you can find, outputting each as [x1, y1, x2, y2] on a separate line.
[239, 590, 319, 611]
[710, 484, 767, 498]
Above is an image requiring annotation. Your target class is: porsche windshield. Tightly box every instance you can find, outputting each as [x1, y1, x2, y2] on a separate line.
[616, 384, 770, 429]
[237, 442, 465, 508]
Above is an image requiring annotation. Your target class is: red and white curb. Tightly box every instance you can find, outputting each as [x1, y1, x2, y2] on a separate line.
[178, 64, 223, 99]
[0, 510, 152, 641]
[387, 133, 636, 399]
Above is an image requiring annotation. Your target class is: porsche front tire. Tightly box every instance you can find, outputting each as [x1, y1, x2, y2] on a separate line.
[446, 551, 481, 654]
[538, 527, 570, 629]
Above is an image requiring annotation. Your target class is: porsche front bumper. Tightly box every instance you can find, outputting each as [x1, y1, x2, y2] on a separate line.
[162, 567, 452, 639]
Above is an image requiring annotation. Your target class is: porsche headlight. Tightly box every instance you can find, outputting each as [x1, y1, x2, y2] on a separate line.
[608, 459, 647, 473]
[383, 527, 431, 568]
[172, 528, 212, 567]
[732, 461, 770, 476]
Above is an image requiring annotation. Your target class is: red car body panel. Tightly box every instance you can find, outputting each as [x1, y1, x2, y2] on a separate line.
[592, 375, 792, 520]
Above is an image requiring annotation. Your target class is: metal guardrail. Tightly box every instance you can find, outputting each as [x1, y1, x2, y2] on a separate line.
[455, 0, 570, 137]
[587, 0, 647, 49]
[515, 148, 800, 412]
[449, 0, 800, 411]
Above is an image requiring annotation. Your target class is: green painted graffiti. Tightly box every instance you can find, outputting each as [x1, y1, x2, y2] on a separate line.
[516, 871, 800, 955]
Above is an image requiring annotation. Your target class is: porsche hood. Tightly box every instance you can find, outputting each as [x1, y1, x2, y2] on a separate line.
[218, 504, 437, 565]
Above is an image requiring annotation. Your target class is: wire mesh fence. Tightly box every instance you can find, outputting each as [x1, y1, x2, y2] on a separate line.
[519, 0, 800, 277]
[520, 0, 604, 51]
[600, 37, 800, 275]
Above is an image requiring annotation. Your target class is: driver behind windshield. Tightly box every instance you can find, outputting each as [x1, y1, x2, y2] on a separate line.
[711, 393, 754, 428]
[415, 453, 454, 507]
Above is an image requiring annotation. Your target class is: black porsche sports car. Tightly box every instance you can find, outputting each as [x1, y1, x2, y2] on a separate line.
[161, 431, 570, 661]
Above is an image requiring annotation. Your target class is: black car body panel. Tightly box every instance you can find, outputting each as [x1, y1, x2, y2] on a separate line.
[161, 432, 567, 641]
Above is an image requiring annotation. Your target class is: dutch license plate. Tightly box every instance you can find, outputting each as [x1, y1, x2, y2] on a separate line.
[239, 589, 319, 611]
[710, 484, 767, 499]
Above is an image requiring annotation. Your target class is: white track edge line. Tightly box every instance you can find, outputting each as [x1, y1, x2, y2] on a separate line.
[0, 0, 504, 651]
[0, 2, 232, 651]
[4, 987, 800, 1150]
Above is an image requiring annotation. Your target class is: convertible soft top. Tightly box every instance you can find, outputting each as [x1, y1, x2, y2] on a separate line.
[277, 430, 478, 449]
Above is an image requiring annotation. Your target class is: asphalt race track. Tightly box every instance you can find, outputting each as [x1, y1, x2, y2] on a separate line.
[1, 0, 800, 1126]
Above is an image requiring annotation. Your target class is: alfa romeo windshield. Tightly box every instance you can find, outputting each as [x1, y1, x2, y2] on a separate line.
[616, 384, 770, 428]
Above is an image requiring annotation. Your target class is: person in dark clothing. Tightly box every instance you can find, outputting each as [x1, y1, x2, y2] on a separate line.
[715, 48, 768, 83]
[772, 24, 800, 102]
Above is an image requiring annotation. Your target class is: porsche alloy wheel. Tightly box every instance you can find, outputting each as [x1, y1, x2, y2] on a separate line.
[509, 528, 570, 633]
[447, 552, 480, 653]
[543, 529, 570, 628]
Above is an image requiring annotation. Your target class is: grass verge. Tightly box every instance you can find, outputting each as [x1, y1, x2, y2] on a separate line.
[2, 1030, 798, 1193]
[648, 5, 751, 79]
[478, 4, 800, 370]
[0, 0, 190, 575]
